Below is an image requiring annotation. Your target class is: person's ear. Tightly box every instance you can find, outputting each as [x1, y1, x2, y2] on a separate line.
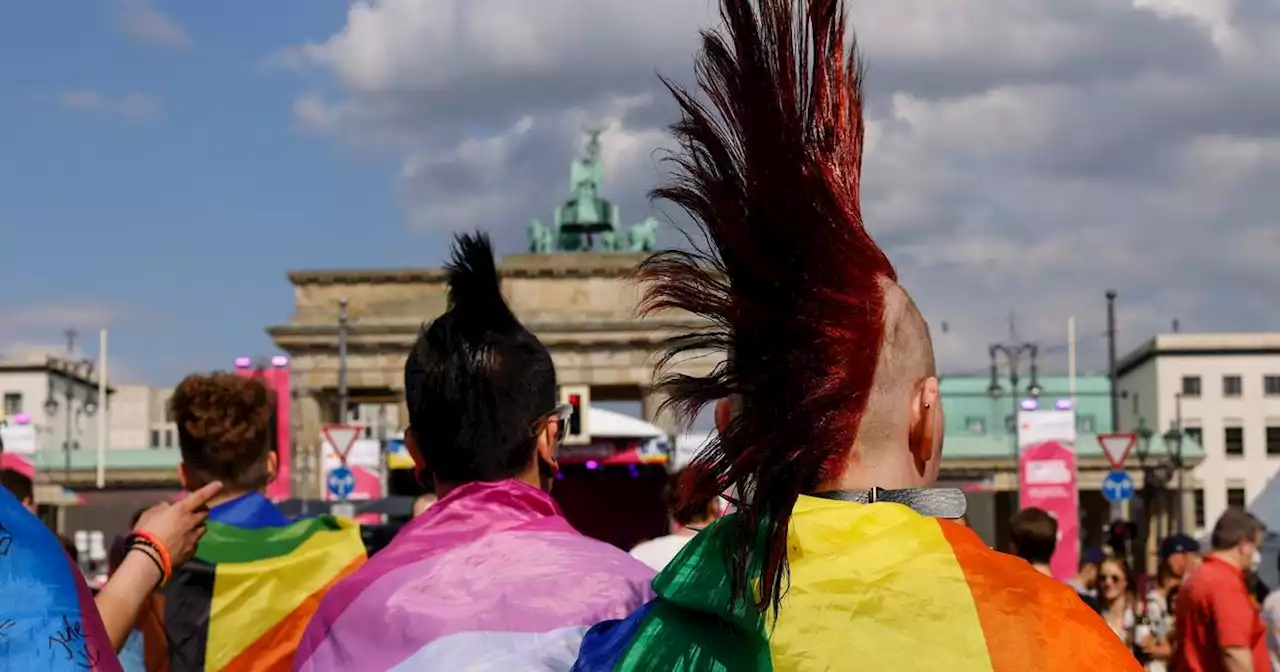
[266, 451, 279, 484]
[536, 420, 559, 476]
[909, 377, 941, 471]
[405, 427, 427, 472]
[715, 398, 732, 434]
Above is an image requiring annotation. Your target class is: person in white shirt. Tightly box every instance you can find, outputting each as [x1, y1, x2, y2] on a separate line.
[1262, 552, 1280, 671]
[630, 472, 720, 571]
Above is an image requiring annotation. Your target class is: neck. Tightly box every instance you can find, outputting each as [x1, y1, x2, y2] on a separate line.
[1032, 562, 1053, 577]
[204, 488, 253, 508]
[814, 445, 925, 492]
[435, 468, 544, 501]
[1104, 597, 1128, 616]
[1211, 549, 1244, 570]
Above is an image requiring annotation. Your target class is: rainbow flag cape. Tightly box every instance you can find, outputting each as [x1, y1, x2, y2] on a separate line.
[575, 495, 1142, 671]
[0, 486, 122, 671]
[295, 480, 655, 671]
[155, 492, 365, 671]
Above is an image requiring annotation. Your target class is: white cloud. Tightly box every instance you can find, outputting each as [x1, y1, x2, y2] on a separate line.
[274, 0, 1280, 371]
[110, 0, 194, 51]
[55, 90, 162, 121]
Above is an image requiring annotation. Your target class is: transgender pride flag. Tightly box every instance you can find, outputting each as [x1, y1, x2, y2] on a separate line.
[294, 480, 654, 671]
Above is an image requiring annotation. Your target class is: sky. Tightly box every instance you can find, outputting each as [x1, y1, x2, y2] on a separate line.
[1, 0, 1278, 385]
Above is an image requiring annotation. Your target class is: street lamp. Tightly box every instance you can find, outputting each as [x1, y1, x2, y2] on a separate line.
[45, 358, 100, 485]
[988, 342, 1041, 502]
[1162, 426, 1185, 532]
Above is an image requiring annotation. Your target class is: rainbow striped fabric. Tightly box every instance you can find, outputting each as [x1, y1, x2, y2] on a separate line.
[155, 492, 365, 671]
[295, 479, 655, 671]
[0, 486, 122, 671]
[575, 495, 1142, 671]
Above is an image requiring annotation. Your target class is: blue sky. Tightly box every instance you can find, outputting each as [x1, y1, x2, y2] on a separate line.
[2, 0, 1277, 386]
[0, 1, 456, 383]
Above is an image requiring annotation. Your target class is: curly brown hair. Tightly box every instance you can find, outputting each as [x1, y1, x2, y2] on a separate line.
[170, 372, 274, 491]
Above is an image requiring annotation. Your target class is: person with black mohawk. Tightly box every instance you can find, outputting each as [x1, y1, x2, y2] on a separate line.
[572, 0, 1139, 670]
[295, 232, 655, 672]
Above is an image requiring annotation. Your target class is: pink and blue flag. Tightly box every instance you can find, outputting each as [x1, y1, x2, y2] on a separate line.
[0, 486, 122, 671]
[293, 479, 654, 671]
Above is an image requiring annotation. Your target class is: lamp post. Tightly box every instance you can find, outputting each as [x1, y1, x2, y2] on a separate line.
[1162, 426, 1185, 533]
[44, 358, 99, 485]
[988, 342, 1041, 503]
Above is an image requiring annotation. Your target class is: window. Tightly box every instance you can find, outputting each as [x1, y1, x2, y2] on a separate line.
[1004, 415, 1015, 432]
[164, 400, 173, 424]
[1267, 376, 1280, 397]
[965, 416, 986, 435]
[1185, 426, 1203, 445]
[1194, 489, 1205, 528]
[1223, 375, 1243, 398]
[164, 429, 173, 448]
[1228, 487, 1247, 510]
[2, 393, 22, 415]
[1182, 376, 1201, 397]
[1225, 426, 1244, 456]
[1268, 426, 1280, 456]
[150, 430, 160, 448]
[1077, 415, 1096, 433]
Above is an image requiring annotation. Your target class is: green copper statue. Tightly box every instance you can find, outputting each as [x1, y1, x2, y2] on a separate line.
[527, 127, 661, 253]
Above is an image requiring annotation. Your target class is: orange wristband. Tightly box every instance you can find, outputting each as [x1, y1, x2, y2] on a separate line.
[128, 531, 172, 584]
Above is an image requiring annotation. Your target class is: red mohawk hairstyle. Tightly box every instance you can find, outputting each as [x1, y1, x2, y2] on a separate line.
[638, 0, 895, 615]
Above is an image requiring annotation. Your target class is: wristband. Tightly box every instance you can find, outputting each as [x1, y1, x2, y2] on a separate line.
[127, 545, 167, 585]
[127, 531, 173, 585]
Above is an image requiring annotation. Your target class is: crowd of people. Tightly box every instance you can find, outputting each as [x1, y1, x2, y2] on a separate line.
[1008, 502, 1280, 671]
[0, 0, 1266, 669]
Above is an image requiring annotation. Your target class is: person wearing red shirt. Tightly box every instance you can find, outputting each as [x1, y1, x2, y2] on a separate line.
[1174, 508, 1268, 672]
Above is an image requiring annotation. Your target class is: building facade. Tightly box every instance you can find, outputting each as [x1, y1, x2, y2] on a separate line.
[1117, 332, 1280, 536]
[0, 354, 108, 463]
[109, 384, 178, 450]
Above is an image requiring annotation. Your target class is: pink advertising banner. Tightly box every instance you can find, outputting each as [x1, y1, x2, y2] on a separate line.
[1019, 439, 1079, 580]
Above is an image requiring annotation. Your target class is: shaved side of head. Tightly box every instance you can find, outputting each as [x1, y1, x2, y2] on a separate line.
[854, 279, 936, 450]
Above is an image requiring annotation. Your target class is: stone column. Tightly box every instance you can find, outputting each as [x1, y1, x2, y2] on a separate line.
[293, 392, 325, 499]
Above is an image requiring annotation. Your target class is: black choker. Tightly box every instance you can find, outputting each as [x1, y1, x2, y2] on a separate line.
[810, 487, 968, 520]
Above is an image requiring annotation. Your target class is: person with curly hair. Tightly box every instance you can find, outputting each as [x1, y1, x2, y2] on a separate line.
[154, 373, 366, 672]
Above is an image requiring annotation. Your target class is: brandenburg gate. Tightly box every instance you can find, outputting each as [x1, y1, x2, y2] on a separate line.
[268, 130, 715, 497]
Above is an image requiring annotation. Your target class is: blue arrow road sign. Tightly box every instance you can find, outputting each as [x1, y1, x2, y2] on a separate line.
[326, 465, 355, 500]
[1101, 470, 1134, 503]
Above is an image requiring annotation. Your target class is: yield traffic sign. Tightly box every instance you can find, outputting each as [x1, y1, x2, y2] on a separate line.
[323, 425, 362, 465]
[1097, 433, 1137, 469]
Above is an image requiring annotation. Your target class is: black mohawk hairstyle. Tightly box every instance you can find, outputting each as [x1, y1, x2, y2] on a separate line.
[445, 232, 521, 334]
[404, 231, 557, 484]
[638, 0, 897, 616]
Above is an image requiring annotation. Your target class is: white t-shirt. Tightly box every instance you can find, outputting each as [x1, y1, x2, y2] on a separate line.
[630, 534, 695, 571]
[1261, 589, 1280, 672]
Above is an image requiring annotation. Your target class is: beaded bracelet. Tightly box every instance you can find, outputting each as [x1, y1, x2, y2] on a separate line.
[127, 531, 173, 585]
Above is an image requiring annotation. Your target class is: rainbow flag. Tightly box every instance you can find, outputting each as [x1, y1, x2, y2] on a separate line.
[295, 480, 655, 671]
[155, 492, 365, 671]
[0, 487, 121, 671]
[575, 495, 1142, 671]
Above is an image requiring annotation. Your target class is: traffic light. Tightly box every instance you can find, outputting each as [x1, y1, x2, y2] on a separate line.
[559, 385, 591, 445]
[1106, 520, 1137, 557]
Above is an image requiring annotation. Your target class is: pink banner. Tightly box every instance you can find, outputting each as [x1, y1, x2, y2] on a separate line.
[235, 366, 292, 502]
[1018, 440, 1079, 581]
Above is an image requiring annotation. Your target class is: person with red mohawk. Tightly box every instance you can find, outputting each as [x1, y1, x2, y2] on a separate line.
[573, 0, 1140, 669]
